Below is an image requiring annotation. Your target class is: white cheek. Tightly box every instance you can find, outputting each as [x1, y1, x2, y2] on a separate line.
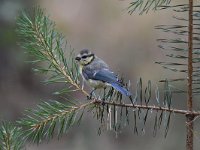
[80, 60, 87, 65]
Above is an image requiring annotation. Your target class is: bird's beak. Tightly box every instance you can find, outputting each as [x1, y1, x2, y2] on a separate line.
[75, 56, 81, 61]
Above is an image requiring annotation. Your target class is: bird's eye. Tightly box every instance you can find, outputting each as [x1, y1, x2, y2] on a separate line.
[81, 56, 87, 59]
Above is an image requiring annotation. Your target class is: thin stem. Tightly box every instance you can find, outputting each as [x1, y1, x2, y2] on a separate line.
[5, 134, 10, 150]
[32, 101, 93, 130]
[187, 0, 193, 113]
[186, 0, 194, 150]
[92, 100, 200, 116]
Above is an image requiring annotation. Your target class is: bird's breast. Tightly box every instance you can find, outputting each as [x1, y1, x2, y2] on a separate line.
[79, 65, 85, 78]
[87, 79, 107, 89]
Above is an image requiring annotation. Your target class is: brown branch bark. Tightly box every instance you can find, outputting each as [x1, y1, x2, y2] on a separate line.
[186, 0, 194, 150]
[92, 100, 200, 116]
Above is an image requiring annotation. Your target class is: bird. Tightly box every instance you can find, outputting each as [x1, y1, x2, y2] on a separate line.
[75, 49, 133, 104]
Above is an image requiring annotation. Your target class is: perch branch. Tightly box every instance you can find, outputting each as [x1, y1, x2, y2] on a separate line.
[92, 99, 200, 116]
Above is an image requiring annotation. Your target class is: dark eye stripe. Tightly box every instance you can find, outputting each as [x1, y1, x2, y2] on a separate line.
[81, 55, 87, 59]
[81, 53, 94, 59]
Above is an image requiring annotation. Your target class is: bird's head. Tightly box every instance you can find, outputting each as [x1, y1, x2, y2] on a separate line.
[75, 49, 95, 66]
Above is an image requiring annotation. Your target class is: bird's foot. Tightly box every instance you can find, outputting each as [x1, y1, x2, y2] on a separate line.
[87, 89, 96, 100]
[101, 98, 106, 106]
[87, 92, 92, 100]
[87, 94, 92, 100]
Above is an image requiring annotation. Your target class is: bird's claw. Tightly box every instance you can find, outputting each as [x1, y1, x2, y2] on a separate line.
[87, 94, 93, 100]
[101, 98, 106, 106]
[87, 90, 95, 100]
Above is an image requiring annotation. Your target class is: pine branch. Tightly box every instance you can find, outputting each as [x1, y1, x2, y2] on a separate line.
[16, 7, 89, 97]
[18, 97, 200, 145]
[0, 122, 25, 150]
[128, 0, 171, 14]
[18, 100, 92, 144]
[92, 100, 200, 116]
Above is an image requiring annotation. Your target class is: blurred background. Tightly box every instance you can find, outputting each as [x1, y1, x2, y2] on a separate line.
[0, 0, 199, 149]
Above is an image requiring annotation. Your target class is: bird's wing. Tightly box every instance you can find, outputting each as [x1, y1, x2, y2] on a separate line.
[82, 66, 117, 83]
[87, 69, 118, 83]
[83, 68, 132, 96]
[94, 69, 132, 96]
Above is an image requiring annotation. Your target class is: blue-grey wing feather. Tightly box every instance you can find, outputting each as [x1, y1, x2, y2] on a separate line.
[92, 69, 131, 96]
[83, 68, 117, 82]
[93, 69, 118, 83]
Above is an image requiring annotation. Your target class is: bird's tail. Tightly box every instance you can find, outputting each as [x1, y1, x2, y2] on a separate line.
[110, 82, 132, 97]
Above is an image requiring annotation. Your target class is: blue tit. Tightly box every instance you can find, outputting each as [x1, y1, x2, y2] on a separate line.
[75, 49, 133, 103]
